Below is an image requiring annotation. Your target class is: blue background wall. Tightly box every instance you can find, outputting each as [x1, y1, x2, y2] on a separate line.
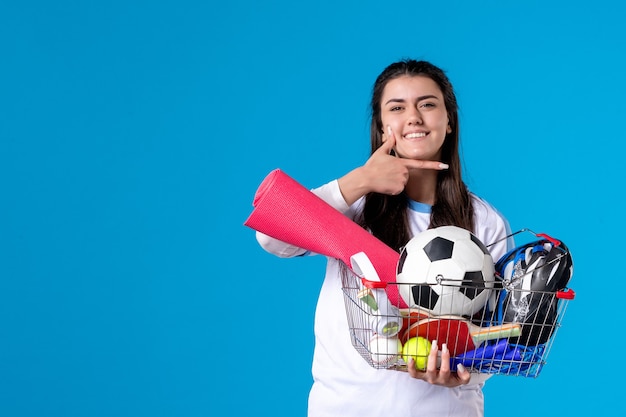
[1, 1, 622, 415]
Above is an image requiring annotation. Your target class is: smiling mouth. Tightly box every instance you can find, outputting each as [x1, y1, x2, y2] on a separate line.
[404, 132, 427, 139]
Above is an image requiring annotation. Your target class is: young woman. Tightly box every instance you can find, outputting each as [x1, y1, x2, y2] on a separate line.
[255, 59, 512, 416]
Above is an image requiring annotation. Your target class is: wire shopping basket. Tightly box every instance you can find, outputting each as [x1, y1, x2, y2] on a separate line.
[341, 229, 575, 378]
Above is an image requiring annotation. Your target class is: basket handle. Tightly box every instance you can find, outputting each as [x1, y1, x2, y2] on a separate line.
[557, 288, 575, 300]
[536, 232, 561, 247]
[350, 252, 388, 289]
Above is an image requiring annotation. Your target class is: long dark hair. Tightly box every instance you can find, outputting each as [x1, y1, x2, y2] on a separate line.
[359, 59, 474, 251]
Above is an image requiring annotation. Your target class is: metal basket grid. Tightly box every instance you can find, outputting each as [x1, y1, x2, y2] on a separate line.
[340, 230, 574, 378]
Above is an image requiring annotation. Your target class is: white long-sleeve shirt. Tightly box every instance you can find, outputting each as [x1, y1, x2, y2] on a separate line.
[256, 180, 512, 417]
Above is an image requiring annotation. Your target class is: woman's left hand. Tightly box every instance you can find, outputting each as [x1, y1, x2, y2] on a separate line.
[406, 340, 471, 387]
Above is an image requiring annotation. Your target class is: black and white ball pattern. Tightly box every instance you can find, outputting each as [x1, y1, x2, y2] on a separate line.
[396, 225, 495, 317]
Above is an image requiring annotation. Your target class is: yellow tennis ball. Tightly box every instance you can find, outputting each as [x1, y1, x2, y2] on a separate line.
[402, 336, 431, 370]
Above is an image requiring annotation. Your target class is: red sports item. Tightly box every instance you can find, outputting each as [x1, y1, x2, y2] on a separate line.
[244, 169, 406, 308]
[399, 308, 432, 336]
[402, 316, 521, 356]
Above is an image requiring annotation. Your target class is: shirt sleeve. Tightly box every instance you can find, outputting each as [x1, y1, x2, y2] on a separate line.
[471, 195, 513, 263]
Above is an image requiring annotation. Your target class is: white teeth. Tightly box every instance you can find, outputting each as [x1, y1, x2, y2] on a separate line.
[405, 132, 426, 139]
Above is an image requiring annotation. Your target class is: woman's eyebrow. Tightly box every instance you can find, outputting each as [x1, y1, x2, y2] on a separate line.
[384, 95, 439, 105]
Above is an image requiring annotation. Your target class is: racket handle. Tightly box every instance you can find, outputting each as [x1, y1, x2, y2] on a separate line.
[471, 323, 521, 344]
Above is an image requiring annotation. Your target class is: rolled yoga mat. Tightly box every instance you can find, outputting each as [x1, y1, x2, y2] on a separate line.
[244, 169, 406, 308]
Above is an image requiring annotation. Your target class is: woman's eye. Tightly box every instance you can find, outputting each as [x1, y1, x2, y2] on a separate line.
[420, 102, 435, 108]
[390, 106, 403, 111]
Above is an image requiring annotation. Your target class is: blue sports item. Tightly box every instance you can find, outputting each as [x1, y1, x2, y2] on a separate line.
[452, 339, 546, 377]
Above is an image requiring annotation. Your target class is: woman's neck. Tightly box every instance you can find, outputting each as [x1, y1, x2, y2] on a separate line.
[405, 170, 438, 205]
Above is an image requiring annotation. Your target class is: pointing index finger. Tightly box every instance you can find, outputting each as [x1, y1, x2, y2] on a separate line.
[401, 158, 450, 171]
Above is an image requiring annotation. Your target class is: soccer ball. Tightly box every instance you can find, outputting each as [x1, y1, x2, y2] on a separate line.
[396, 225, 495, 317]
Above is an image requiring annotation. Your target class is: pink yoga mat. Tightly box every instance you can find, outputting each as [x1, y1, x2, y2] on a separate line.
[244, 169, 406, 308]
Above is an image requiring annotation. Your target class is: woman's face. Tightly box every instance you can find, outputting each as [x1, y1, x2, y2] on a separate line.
[380, 75, 451, 161]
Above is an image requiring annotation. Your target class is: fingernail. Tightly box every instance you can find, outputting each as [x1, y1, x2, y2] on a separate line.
[387, 125, 392, 136]
[439, 163, 449, 169]
[442, 343, 448, 354]
[457, 364, 466, 373]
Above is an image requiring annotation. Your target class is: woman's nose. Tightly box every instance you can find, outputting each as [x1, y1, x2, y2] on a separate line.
[407, 108, 422, 125]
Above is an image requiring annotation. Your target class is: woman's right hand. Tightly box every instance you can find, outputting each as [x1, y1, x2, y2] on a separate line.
[337, 128, 448, 205]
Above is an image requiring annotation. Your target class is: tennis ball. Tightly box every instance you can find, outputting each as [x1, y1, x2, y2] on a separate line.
[402, 336, 431, 370]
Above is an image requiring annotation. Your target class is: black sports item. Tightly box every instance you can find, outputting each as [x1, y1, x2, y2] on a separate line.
[494, 237, 573, 345]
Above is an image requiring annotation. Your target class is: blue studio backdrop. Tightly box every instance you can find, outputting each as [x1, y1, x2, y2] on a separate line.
[1, 1, 623, 416]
